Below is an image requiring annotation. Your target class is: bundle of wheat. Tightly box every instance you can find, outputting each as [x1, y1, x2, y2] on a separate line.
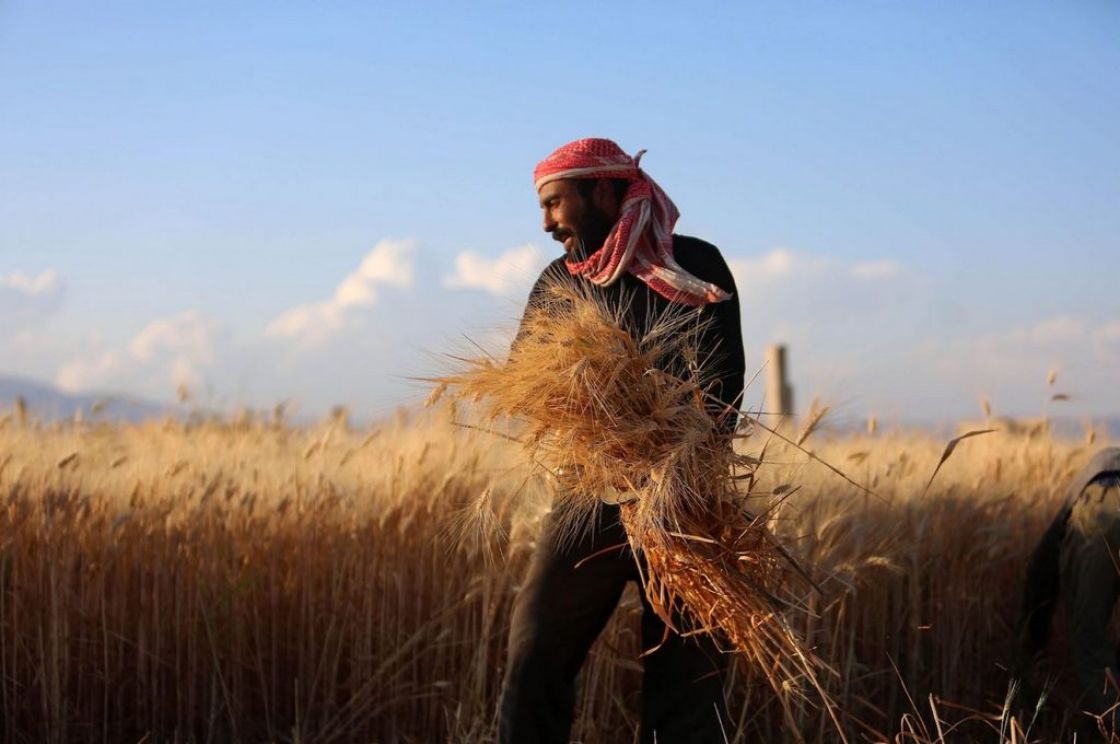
[434, 278, 841, 733]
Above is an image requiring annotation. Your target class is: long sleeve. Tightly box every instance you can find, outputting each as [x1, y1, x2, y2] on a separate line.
[703, 251, 746, 428]
[671, 236, 745, 433]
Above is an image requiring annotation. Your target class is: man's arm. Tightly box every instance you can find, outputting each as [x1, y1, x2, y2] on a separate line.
[706, 257, 746, 432]
[673, 237, 745, 433]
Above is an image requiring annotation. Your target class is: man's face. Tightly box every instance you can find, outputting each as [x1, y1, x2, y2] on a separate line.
[538, 179, 618, 261]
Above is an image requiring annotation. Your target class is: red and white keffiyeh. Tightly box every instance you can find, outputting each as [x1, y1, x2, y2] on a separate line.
[534, 138, 731, 307]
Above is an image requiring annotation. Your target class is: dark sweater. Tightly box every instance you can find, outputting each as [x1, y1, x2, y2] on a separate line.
[517, 234, 746, 430]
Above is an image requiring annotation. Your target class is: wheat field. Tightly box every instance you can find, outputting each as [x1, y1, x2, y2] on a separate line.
[0, 402, 1109, 742]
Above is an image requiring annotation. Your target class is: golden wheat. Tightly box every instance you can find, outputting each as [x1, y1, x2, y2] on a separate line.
[0, 397, 1108, 741]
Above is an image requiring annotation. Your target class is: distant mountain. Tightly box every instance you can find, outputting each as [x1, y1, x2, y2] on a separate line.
[0, 373, 169, 423]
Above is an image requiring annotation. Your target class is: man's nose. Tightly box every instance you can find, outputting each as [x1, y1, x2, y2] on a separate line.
[542, 211, 557, 233]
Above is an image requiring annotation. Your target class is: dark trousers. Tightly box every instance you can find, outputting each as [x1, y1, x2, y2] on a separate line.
[497, 504, 730, 744]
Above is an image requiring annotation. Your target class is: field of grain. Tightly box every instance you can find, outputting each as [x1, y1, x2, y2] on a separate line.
[0, 402, 1109, 742]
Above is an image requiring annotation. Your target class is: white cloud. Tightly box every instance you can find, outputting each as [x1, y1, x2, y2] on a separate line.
[723, 249, 1109, 418]
[127, 311, 223, 392]
[265, 304, 343, 344]
[350, 241, 415, 287]
[728, 250, 906, 287]
[1, 268, 61, 296]
[729, 248, 803, 280]
[1014, 315, 1088, 344]
[0, 268, 64, 327]
[849, 260, 903, 281]
[914, 314, 1120, 416]
[55, 310, 226, 397]
[129, 310, 220, 365]
[443, 243, 547, 296]
[266, 238, 415, 345]
[721, 246, 936, 418]
[55, 352, 119, 394]
[725, 248, 916, 323]
[1097, 322, 1120, 343]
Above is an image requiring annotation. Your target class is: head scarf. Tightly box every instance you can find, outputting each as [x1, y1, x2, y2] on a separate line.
[534, 138, 731, 307]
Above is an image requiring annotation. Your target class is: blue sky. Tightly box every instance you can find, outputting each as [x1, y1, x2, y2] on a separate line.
[2, 1, 1117, 424]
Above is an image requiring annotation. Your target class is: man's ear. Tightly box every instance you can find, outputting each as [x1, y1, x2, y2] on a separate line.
[592, 178, 622, 219]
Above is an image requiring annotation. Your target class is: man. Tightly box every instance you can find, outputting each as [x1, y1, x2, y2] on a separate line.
[497, 138, 746, 743]
[1015, 447, 1120, 738]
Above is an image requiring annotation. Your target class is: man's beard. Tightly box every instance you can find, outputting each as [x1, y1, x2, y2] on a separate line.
[559, 210, 615, 262]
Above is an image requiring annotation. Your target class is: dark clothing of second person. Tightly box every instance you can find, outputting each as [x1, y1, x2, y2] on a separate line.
[498, 234, 745, 744]
[1016, 447, 1120, 737]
